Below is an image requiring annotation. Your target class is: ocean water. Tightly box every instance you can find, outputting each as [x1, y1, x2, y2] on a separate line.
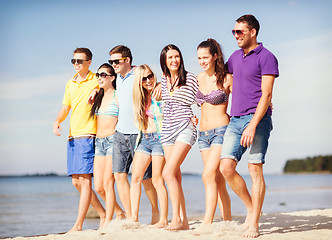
[0, 174, 332, 238]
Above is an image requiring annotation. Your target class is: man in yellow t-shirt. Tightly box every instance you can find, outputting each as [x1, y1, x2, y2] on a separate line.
[53, 48, 105, 232]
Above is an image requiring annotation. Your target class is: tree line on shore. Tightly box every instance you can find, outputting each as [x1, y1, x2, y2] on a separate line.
[283, 155, 332, 173]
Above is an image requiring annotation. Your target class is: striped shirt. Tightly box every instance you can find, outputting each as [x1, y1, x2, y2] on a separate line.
[160, 72, 198, 144]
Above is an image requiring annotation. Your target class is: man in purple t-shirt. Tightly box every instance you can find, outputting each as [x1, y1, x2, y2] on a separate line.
[220, 15, 279, 238]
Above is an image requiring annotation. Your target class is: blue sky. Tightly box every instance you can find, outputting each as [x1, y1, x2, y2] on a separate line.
[0, 0, 331, 175]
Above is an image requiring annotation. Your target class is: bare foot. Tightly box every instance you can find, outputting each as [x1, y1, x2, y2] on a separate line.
[242, 227, 260, 238]
[121, 219, 140, 229]
[116, 210, 126, 220]
[149, 219, 168, 229]
[66, 225, 81, 233]
[151, 211, 160, 225]
[193, 223, 213, 236]
[165, 219, 188, 231]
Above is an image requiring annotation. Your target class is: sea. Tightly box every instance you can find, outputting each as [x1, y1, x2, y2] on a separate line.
[1, 173, 332, 238]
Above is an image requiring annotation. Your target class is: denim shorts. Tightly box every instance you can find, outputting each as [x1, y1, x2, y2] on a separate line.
[95, 135, 114, 157]
[162, 123, 197, 147]
[112, 131, 152, 180]
[198, 125, 228, 152]
[221, 114, 273, 164]
[136, 132, 164, 156]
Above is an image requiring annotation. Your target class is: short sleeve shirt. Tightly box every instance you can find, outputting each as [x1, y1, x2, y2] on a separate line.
[227, 43, 279, 116]
[62, 71, 98, 137]
[115, 68, 139, 134]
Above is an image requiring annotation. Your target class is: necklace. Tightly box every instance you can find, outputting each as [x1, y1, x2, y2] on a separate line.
[169, 77, 178, 92]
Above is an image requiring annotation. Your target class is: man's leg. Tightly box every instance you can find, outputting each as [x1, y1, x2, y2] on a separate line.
[68, 174, 92, 232]
[242, 163, 265, 238]
[114, 172, 131, 219]
[220, 159, 253, 228]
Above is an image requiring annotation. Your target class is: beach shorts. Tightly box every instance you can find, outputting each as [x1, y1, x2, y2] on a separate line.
[221, 114, 273, 164]
[113, 131, 152, 180]
[67, 136, 95, 177]
[95, 134, 114, 157]
[162, 123, 197, 147]
[136, 132, 164, 156]
[198, 125, 228, 152]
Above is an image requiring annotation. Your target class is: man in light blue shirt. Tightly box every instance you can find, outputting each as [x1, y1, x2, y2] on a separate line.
[108, 45, 158, 221]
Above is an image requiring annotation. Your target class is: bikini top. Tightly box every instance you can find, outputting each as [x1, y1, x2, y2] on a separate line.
[145, 99, 154, 119]
[95, 91, 119, 117]
[195, 89, 229, 105]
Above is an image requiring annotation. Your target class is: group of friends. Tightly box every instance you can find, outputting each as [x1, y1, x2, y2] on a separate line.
[53, 14, 279, 238]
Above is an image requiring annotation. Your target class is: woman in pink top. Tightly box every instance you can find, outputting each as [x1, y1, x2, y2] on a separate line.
[194, 39, 232, 234]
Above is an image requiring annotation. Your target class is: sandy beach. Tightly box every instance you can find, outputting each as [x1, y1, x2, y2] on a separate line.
[5, 208, 332, 240]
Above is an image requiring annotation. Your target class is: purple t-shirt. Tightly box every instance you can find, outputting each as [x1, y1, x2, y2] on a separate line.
[227, 43, 279, 116]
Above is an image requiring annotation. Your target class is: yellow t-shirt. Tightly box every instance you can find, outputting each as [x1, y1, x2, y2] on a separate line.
[62, 71, 98, 137]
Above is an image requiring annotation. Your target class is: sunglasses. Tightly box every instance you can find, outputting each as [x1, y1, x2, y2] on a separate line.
[108, 57, 127, 65]
[232, 29, 246, 37]
[142, 74, 154, 82]
[71, 59, 89, 64]
[96, 72, 113, 79]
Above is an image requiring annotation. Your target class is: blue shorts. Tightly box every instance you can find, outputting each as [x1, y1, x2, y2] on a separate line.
[198, 125, 228, 152]
[221, 114, 273, 164]
[67, 136, 95, 176]
[136, 132, 164, 156]
[162, 123, 197, 147]
[95, 135, 114, 157]
[113, 131, 152, 180]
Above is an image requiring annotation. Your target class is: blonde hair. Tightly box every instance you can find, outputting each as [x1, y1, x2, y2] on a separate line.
[133, 64, 157, 130]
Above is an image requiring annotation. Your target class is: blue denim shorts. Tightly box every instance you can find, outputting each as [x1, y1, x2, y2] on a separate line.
[198, 125, 228, 152]
[95, 135, 114, 157]
[136, 132, 164, 156]
[162, 123, 197, 147]
[221, 114, 273, 164]
[112, 131, 152, 180]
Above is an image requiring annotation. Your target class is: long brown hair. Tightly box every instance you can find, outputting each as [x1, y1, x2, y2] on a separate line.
[133, 64, 157, 130]
[160, 44, 187, 87]
[90, 63, 117, 118]
[197, 38, 226, 90]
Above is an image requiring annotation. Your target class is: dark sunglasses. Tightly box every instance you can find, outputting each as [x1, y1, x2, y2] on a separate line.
[71, 59, 89, 64]
[142, 74, 154, 82]
[96, 72, 113, 78]
[232, 29, 246, 37]
[108, 57, 127, 65]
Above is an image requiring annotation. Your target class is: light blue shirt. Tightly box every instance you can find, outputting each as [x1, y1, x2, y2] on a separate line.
[116, 68, 139, 134]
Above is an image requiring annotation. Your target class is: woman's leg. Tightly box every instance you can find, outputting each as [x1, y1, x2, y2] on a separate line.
[130, 152, 152, 222]
[151, 155, 168, 228]
[162, 142, 191, 230]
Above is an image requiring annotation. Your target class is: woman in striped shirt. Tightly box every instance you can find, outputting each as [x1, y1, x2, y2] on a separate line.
[194, 39, 232, 234]
[160, 44, 198, 230]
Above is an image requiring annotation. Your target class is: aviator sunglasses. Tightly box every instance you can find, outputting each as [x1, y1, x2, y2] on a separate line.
[108, 57, 127, 65]
[71, 59, 89, 64]
[142, 73, 154, 82]
[96, 72, 113, 79]
[232, 29, 246, 37]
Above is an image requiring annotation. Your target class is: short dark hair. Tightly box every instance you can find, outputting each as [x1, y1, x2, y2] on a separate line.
[109, 45, 133, 65]
[236, 14, 260, 36]
[160, 44, 187, 87]
[73, 47, 92, 60]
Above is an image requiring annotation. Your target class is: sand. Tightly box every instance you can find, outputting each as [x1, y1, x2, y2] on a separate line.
[6, 209, 332, 240]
